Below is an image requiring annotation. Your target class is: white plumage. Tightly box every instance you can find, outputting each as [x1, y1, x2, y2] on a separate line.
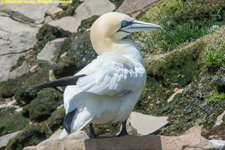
[58, 12, 162, 139]
[60, 47, 146, 139]
[27, 12, 162, 139]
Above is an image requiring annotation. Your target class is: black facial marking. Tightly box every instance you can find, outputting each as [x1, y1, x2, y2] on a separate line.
[117, 20, 133, 33]
[121, 20, 133, 28]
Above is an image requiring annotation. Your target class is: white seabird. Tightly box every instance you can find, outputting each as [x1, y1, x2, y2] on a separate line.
[27, 12, 162, 139]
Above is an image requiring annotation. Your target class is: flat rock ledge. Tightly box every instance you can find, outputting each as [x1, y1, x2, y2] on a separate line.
[24, 126, 225, 150]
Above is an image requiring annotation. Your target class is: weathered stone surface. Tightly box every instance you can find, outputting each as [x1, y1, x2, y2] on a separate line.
[37, 38, 66, 65]
[117, 0, 160, 18]
[0, 131, 20, 149]
[24, 126, 225, 150]
[45, 6, 63, 19]
[0, 3, 58, 23]
[9, 61, 30, 80]
[214, 110, 225, 127]
[0, 16, 39, 82]
[128, 111, 168, 135]
[0, 3, 62, 83]
[48, 16, 78, 33]
[38, 129, 88, 146]
[48, 0, 115, 33]
[209, 140, 225, 150]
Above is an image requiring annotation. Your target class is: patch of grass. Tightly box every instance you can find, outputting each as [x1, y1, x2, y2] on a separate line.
[202, 47, 224, 68]
[207, 92, 225, 103]
[137, 0, 225, 53]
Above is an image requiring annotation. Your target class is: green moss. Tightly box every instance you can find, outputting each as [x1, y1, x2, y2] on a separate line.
[54, 31, 97, 78]
[36, 24, 70, 51]
[6, 123, 46, 150]
[109, 0, 125, 9]
[14, 67, 50, 106]
[22, 89, 62, 122]
[6, 107, 65, 150]
[78, 16, 99, 30]
[0, 108, 29, 136]
[0, 79, 18, 102]
[57, 0, 82, 18]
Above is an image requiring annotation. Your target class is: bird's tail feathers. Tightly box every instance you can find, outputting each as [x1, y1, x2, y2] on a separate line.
[58, 128, 68, 140]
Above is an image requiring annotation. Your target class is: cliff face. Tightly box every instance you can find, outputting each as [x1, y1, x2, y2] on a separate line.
[0, 0, 224, 149]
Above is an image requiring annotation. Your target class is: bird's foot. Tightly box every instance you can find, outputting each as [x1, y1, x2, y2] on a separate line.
[89, 120, 128, 139]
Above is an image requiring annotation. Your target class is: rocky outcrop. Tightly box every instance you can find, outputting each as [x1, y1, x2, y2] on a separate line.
[37, 38, 66, 65]
[48, 0, 115, 33]
[127, 112, 168, 135]
[0, 3, 59, 82]
[117, 0, 160, 18]
[0, 131, 20, 149]
[0, 16, 39, 82]
[0, 3, 58, 23]
[23, 126, 225, 150]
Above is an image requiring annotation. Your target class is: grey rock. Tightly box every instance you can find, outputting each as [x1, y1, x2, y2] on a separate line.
[0, 16, 38, 82]
[9, 61, 29, 80]
[0, 3, 61, 83]
[127, 111, 168, 135]
[0, 104, 7, 110]
[37, 38, 66, 65]
[48, 16, 78, 33]
[45, 6, 63, 19]
[48, 0, 115, 33]
[214, 110, 225, 127]
[167, 89, 184, 103]
[0, 3, 58, 23]
[0, 131, 21, 149]
[64, 130, 89, 141]
[117, 0, 160, 18]
[209, 140, 225, 150]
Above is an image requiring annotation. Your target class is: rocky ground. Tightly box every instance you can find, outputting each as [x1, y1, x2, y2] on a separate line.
[0, 0, 224, 150]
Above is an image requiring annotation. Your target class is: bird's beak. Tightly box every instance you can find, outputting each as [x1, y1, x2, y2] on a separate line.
[122, 20, 163, 33]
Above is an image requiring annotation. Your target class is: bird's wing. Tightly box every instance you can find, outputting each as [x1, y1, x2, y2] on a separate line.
[76, 52, 146, 96]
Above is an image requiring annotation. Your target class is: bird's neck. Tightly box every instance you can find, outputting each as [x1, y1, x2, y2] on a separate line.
[91, 37, 144, 65]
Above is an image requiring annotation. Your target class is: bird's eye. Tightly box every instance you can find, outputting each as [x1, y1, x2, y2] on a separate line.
[121, 20, 128, 27]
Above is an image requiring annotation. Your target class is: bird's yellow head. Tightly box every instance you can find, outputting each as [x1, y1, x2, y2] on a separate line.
[90, 12, 162, 55]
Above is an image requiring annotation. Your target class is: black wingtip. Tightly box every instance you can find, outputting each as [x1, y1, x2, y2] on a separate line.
[26, 74, 86, 92]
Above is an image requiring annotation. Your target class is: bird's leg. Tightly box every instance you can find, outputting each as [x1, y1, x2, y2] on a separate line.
[89, 120, 128, 139]
[89, 123, 97, 139]
[117, 119, 128, 137]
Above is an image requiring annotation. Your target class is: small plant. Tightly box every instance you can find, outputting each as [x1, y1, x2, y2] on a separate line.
[207, 92, 225, 103]
[202, 47, 224, 68]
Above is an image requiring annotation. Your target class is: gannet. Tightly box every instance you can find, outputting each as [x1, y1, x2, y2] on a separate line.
[27, 12, 162, 139]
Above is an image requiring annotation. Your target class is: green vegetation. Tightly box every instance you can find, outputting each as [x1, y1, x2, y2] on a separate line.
[207, 92, 225, 103]
[137, 0, 225, 53]
[0, 108, 29, 136]
[6, 108, 65, 150]
[57, 0, 82, 19]
[202, 47, 224, 68]
[22, 89, 62, 122]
